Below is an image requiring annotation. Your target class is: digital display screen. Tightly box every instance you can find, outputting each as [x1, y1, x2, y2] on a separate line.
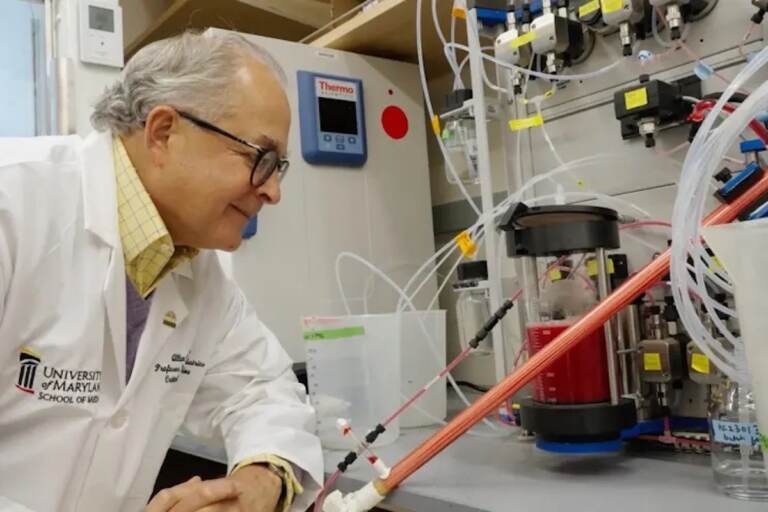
[89, 5, 115, 33]
[318, 98, 358, 135]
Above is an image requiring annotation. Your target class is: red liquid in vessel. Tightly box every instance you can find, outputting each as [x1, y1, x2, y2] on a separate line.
[526, 321, 610, 404]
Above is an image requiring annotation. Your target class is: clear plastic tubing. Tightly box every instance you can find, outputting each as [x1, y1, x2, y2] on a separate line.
[444, 42, 623, 82]
[671, 46, 768, 383]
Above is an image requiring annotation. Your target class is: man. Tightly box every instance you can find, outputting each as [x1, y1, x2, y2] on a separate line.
[0, 31, 322, 511]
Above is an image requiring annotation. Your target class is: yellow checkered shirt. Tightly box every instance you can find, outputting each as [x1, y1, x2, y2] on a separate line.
[112, 138, 301, 510]
[113, 137, 198, 297]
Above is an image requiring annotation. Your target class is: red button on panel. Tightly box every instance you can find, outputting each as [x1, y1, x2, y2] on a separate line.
[381, 105, 409, 140]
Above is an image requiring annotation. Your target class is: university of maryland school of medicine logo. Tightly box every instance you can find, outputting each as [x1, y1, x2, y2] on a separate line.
[16, 347, 41, 394]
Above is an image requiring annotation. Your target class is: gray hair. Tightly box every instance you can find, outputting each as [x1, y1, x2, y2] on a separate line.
[91, 30, 287, 134]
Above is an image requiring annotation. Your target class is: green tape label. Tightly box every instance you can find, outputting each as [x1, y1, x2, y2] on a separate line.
[761, 433, 768, 451]
[303, 326, 365, 341]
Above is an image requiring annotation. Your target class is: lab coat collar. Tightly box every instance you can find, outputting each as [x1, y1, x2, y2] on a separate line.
[81, 131, 119, 248]
[172, 260, 194, 280]
[80, 131, 196, 282]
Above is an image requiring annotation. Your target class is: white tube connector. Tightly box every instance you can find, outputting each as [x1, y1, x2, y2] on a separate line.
[322, 483, 386, 512]
[367, 456, 391, 479]
[336, 418, 351, 436]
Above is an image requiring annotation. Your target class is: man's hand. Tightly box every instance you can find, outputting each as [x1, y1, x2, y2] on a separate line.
[145, 465, 282, 512]
[145, 476, 241, 512]
[223, 464, 283, 512]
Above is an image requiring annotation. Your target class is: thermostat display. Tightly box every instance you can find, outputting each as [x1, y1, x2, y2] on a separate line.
[298, 71, 367, 167]
[79, 1, 124, 68]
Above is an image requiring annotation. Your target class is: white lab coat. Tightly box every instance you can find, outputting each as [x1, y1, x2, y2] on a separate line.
[0, 132, 323, 512]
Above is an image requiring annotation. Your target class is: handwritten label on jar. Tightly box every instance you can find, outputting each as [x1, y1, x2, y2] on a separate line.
[711, 420, 762, 446]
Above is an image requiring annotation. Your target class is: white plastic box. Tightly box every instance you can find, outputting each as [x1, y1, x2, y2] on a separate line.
[304, 314, 402, 449]
[303, 310, 447, 449]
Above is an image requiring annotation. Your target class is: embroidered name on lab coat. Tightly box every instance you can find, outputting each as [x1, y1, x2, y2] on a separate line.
[153, 351, 206, 384]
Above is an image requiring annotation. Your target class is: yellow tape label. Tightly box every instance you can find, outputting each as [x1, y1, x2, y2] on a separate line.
[624, 87, 649, 110]
[431, 115, 441, 136]
[601, 0, 624, 14]
[644, 353, 662, 372]
[579, 0, 601, 17]
[586, 258, 614, 277]
[511, 31, 537, 49]
[452, 7, 466, 19]
[549, 268, 563, 282]
[454, 231, 477, 258]
[509, 114, 544, 132]
[691, 353, 711, 374]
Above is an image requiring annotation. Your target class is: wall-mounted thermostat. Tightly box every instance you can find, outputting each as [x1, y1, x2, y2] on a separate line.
[79, 0, 124, 68]
[297, 71, 367, 167]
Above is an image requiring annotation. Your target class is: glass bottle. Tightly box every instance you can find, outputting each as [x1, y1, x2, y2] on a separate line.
[456, 287, 493, 354]
[709, 380, 768, 501]
[442, 118, 479, 185]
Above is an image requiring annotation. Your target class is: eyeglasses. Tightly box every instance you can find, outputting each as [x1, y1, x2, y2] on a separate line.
[177, 110, 289, 188]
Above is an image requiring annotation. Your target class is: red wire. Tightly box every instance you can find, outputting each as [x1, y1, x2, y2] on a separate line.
[692, 100, 768, 144]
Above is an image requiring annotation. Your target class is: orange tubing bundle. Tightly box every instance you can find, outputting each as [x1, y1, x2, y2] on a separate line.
[376, 172, 768, 495]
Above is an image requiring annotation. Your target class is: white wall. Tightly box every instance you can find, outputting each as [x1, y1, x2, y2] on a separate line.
[56, 0, 123, 136]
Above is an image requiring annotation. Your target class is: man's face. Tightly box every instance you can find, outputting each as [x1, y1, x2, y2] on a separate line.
[151, 59, 290, 251]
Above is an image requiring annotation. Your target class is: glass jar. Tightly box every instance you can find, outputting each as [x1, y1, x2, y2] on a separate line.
[456, 288, 493, 354]
[442, 118, 479, 185]
[709, 380, 768, 501]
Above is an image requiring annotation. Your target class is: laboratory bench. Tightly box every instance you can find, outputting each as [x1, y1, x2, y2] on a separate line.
[325, 423, 767, 512]
[165, 412, 766, 512]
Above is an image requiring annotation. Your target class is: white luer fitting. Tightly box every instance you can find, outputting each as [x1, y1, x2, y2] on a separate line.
[322, 483, 386, 512]
[336, 418, 351, 434]
[371, 458, 391, 479]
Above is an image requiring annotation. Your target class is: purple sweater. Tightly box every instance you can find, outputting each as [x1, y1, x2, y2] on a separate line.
[125, 275, 152, 382]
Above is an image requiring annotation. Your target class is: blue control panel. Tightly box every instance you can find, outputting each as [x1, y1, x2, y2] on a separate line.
[297, 71, 367, 167]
